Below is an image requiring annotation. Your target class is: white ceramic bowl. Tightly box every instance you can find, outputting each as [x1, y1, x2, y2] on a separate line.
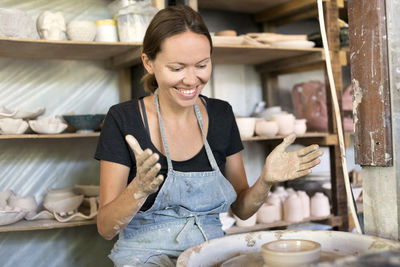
[235, 117, 256, 138]
[67, 20, 96, 41]
[0, 118, 29, 135]
[43, 194, 84, 214]
[29, 117, 67, 134]
[233, 213, 257, 227]
[2, 106, 45, 120]
[255, 120, 279, 137]
[261, 239, 321, 266]
[44, 187, 78, 203]
[7, 195, 38, 218]
[0, 209, 27, 226]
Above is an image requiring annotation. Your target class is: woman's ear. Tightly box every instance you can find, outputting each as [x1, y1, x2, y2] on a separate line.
[141, 54, 154, 74]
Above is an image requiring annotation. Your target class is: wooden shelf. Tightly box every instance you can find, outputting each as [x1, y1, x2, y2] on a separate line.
[0, 37, 323, 69]
[225, 215, 342, 235]
[0, 218, 96, 232]
[0, 133, 100, 139]
[0, 37, 142, 69]
[199, 0, 293, 14]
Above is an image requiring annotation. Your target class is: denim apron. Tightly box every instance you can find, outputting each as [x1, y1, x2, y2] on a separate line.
[109, 90, 237, 267]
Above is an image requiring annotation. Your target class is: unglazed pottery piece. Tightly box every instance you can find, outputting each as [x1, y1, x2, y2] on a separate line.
[261, 239, 321, 266]
[270, 113, 295, 136]
[311, 192, 330, 217]
[36, 11, 66, 40]
[257, 106, 283, 120]
[294, 119, 307, 135]
[7, 195, 38, 218]
[66, 20, 97, 41]
[25, 210, 55, 221]
[235, 117, 256, 138]
[0, 209, 27, 226]
[2, 106, 45, 120]
[255, 120, 279, 137]
[234, 213, 257, 227]
[0, 190, 14, 208]
[283, 193, 303, 223]
[0, 8, 37, 39]
[0, 110, 17, 119]
[273, 186, 288, 202]
[297, 191, 311, 218]
[53, 197, 97, 223]
[62, 114, 105, 133]
[0, 118, 29, 134]
[266, 193, 282, 220]
[74, 185, 99, 197]
[29, 117, 67, 134]
[257, 203, 279, 224]
[44, 187, 77, 201]
[43, 194, 84, 215]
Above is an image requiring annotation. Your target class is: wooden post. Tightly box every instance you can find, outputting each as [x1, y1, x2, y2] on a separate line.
[324, 0, 348, 231]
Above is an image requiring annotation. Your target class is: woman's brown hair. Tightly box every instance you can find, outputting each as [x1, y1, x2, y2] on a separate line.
[141, 5, 212, 93]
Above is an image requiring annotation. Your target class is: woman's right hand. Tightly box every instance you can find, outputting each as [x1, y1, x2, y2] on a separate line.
[125, 135, 164, 199]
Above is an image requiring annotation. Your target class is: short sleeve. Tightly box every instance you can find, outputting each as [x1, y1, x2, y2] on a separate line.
[94, 107, 133, 167]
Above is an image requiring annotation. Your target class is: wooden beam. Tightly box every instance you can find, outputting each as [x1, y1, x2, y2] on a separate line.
[106, 47, 142, 69]
[257, 52, 324, 73]
[348, 0, 393, 166]
[272, 9, 318, 26]
[119, 68, 132, 102]
[255, 0, 317, 23]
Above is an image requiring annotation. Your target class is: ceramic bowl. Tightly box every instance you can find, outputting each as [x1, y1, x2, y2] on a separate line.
[2, 106, 45, 120]
[29, 117, 68, 134]
[270, 113, 295, 136]
[235, 117, 256, 138]
[294, 119, 307, 135]
[255, 120, 279, 137]
[261, 239, 321, 266]
[0, 190, 14, 208]
[43, 194, 84, 214]
[44, 187, 78, 203]
[62, 114, 105, 133]
[66, 20, 96, 41]
[233, 213, 257, 227]
[7, 195, 38, 218]
[0, 209, 27, 226]
[0, 118, 29, 134]
[74, 184, 100, 197]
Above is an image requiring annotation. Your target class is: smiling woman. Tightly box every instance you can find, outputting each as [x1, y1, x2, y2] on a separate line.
[94, 5, 323, 267]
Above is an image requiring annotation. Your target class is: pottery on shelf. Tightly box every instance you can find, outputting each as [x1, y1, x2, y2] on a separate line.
[25, 210, 55, 221]
[297, 190, 310, 218]
[29, 117, 68, 134]
[2, 106, 45, 120]
[7, 195, 38, 218]
[266, 193, 282, 220]
[235, 117, 256, 138]
[0, 118, 29, 135]
[53, 197, 97, 223]
[310, 192, 330, 217]
[255, 120, 279, 137]
[66, 21, 97, 41]
[0, 110, 17, 119]
[257, 106, 283, 120]
[273, 186, 288, 202]
[270, 113, 295, 136]
[0, 209, 27, 226]
[283, 193, 303, 223]
[294, 119, 307, 135]
[234, 213, 257, 227]
[43, 194, 84, 215]
[0, 190, 14, 208]
[257, 203, 279, 224]
[0, 8, 37, 39]
[62, 114, 105, 133]
[36, 11, 66, 40]
[74, 184, 100, 197]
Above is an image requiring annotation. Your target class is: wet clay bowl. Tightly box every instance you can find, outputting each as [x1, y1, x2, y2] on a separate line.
[261, 239, 321, 266]
[62, 114, 105, 133]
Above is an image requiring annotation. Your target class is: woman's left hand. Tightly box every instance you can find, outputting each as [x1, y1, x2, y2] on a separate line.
[261, 133, 323, 184]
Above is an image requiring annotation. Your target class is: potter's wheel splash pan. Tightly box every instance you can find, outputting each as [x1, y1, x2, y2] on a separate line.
[176, 230, 400, 267]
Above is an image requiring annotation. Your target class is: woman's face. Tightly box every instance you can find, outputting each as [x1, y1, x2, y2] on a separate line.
[143, 31, 212, 108]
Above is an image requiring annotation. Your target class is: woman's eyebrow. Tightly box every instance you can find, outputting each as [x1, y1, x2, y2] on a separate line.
[167, 58, 211, 65]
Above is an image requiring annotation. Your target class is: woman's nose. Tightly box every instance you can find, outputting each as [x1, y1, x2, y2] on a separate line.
[182, 69, 197, 86]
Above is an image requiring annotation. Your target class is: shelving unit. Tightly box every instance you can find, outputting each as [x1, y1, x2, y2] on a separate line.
[0, 219, 96, 232]
[0, 0, 348, 232]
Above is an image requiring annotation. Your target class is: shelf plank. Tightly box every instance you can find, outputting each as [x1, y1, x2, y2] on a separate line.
[198, 0, 292, 14]
[242, 132, 339, 146]
[225, 215, 342, 235]
[0, 218, 96, 232]
[0, 133, 100, 139]
[0, 37, 141, 67]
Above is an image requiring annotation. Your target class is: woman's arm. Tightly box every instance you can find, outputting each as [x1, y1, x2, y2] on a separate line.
[227, 134, 323, 220]
[97, 135, 164, 240]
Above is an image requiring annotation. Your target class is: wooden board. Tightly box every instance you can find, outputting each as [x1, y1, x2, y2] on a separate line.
[0, 218, 96, 232]
[348, 0, 393, 166]
[198, 0, 292, 14]
[0, 133, 99, 139]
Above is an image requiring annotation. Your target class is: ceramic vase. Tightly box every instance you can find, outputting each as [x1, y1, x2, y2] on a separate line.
[283, 193, 303, 222]
[234, 213, 257, 227]
[255, 120, 279, 137]
[235, 117, 256, 138]
[266, 193, 282, 220]
[257, 203, 279, 224]
[270, 113, 295, 136]
[297, 190, 310, 218]
[294, 119, 307, 135]
[310, 192, 330, 217]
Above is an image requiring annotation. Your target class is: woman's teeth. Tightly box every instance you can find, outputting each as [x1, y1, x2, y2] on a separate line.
[179, 88, 195, 95]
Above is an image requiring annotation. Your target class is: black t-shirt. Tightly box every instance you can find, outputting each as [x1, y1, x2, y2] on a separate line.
[94, 95, 243, 211]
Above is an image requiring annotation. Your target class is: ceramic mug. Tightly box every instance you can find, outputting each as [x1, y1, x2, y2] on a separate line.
[310, 192, 330, 217]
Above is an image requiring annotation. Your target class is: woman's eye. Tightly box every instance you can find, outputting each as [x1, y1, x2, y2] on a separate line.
[197, 65, 207, 69]
[171, 67, 182, 72]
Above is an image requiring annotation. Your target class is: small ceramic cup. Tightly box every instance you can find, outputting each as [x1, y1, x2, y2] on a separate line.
[266, 193, 282, 221]
[294, 119, 307, 135]
[283, 193, 304, 222]
[255, 120, 279, 137]
[235, 117, 256, 138]
[270, 113, 295, 136]
[257, 203, 279, 224]
[310, 192, 330, 217]
[297, 190, 310, 218]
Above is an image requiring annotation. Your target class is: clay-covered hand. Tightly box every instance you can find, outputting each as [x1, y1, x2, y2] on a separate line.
[262, 133, 323, 184]
[125, 135, 164, 199]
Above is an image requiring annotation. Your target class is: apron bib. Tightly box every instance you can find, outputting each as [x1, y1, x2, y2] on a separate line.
[109, 90, 237, 266]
